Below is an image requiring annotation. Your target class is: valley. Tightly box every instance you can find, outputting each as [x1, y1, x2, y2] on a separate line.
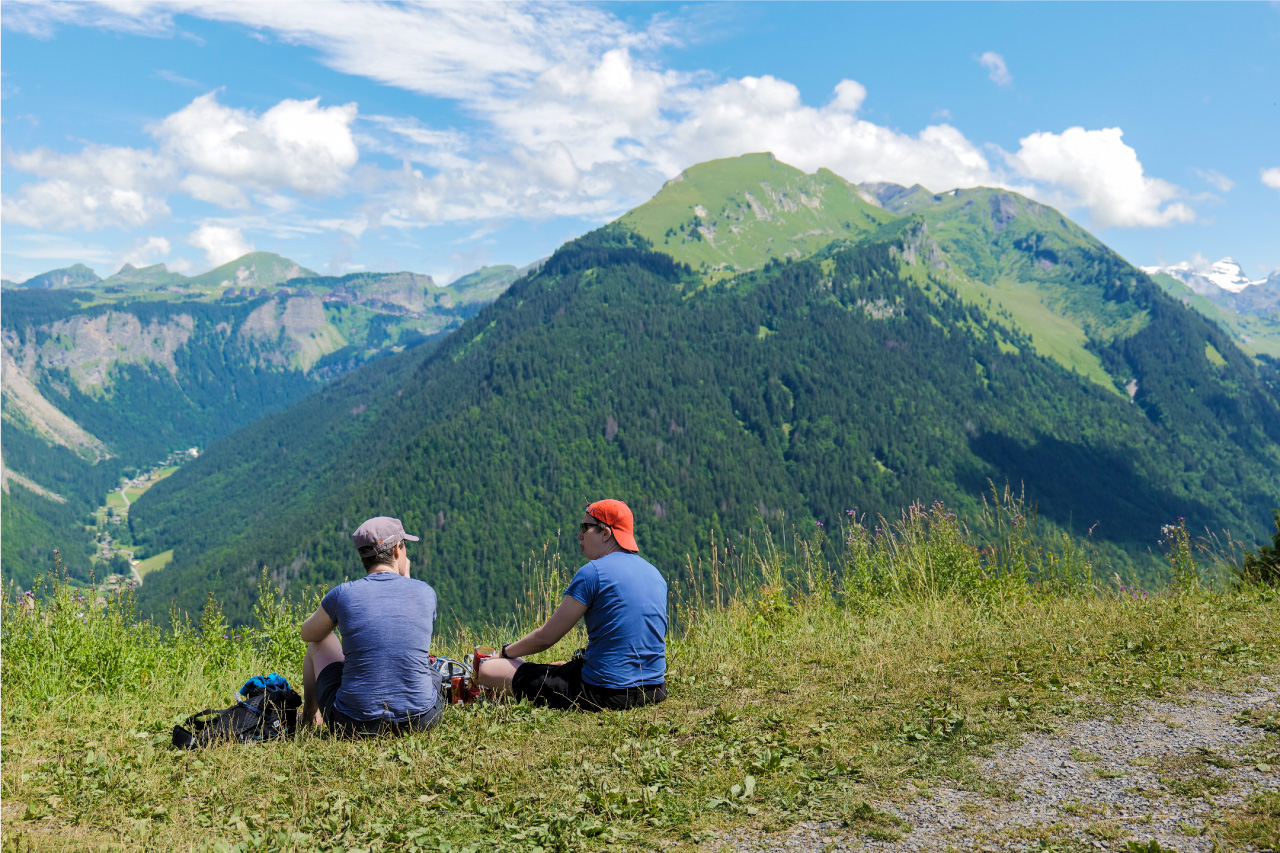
[1, 258, 527, 592]
[89, 448, 193, 581]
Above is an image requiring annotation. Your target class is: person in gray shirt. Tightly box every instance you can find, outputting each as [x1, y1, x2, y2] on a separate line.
[300, 516, 442, 736]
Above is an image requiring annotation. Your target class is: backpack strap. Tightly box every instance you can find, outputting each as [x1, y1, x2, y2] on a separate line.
[172, 709, 222, 749]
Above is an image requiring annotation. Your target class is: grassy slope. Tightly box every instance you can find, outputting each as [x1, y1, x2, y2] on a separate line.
[889, 187, 1152, 395]
[619, 153, 895, 280]
[3, 516, 1277, 853]
[134, 549, 173, 577]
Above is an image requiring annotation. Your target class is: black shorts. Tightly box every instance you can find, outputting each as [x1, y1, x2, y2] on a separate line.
[315, 661, 442, 737]
[510, 657, 667, 712]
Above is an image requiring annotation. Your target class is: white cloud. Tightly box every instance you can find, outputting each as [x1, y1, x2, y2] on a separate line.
[4, 1, 1198, 240]
[188, 223, 254, 267]
[0, 233, 118, 264]
[153, 92, 359, 197]
[2, 90, 359, 232]
[1195, 169, 1234, 192]
[168, 256, 196, 275]
[1262, 167, 1280, 193]
[6, 1, 649, 99]
[154, 68, 202, 88]
[978, 52, 1013, 87]
[119, 235, 171, 268]
[1007, 127, 1194, 228]
[1, 145, 173, 230]
[659, 76, 1000, 193]
[1, 1, 173, 38]
[180, 174, 250, 209]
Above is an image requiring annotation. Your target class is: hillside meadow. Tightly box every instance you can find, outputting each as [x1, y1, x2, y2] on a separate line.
[2, 496, 1278, 853]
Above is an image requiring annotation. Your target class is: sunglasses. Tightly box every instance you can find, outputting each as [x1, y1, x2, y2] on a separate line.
[579, 521, 610, 534]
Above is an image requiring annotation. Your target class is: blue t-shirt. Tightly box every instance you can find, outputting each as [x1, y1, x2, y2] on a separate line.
[321, 572, 440, 722]
[564, 552, 668, 689]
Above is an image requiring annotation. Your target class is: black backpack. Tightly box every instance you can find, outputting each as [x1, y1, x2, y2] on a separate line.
[172, 681, 301, 749]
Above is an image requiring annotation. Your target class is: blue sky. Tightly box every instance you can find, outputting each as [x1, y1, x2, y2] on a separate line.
[2, 1, 1277, 285]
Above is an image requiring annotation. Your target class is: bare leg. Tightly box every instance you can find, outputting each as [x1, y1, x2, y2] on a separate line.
[476, 656, 525, 699]
[302, 633, 345, 727]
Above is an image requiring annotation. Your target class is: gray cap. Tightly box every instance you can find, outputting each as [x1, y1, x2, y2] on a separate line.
[352, 516, 420, 554]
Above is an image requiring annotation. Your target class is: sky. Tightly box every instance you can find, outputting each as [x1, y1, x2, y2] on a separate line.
[2, 1, 1278, 286]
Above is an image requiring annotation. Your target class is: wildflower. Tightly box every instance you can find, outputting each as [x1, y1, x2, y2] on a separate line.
[814, 520, 824, 528]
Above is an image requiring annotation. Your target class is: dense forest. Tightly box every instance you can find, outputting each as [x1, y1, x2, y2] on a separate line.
[129, 225, 1280, 626]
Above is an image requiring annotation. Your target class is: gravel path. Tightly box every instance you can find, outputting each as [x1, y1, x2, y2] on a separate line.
[709, 679, 1279, 852]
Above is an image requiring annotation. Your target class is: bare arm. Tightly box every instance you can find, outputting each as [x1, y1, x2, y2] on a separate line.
[300, 605, 336, 643]
[503, 595, 587, 658]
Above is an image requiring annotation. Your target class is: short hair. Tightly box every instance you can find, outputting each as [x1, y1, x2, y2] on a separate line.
[359, 541, 399, 571]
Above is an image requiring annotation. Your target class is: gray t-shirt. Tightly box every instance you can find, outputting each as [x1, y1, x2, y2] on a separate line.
[321, 572, 440, 722]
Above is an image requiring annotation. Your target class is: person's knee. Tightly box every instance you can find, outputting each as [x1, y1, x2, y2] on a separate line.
[477, 657, 518, 690]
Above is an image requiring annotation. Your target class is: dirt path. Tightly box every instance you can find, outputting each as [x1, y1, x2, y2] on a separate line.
[710, 679, 1279, 852]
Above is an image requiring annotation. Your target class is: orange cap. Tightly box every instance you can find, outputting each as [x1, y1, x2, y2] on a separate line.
[586, 499, 638, 552]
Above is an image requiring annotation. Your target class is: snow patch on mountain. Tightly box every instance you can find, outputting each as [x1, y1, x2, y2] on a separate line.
[1140, 257, 1265, 295]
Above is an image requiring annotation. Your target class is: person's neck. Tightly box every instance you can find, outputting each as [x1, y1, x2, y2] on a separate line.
[366, 567, 399, 576]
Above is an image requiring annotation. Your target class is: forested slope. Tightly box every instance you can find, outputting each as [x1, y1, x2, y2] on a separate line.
[131, 223, 1280, 625]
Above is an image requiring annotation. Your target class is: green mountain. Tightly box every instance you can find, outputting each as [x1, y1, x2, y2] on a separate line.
[1, 258, 524, 591]
[619, 152, 894, 279]
[11, 264, 101, 290]
[183, 252, 317, 290]
[126, 160, 1280, 625]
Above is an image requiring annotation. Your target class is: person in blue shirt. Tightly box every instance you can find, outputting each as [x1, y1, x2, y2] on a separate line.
[477, 499, 668, 711]
[300, 516, 442, 736]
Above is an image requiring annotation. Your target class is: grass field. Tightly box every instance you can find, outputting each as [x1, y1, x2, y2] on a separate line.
[947, 273, 1122, 394]
[133, 550, 173, 578]
[3, 501, 1277, 853]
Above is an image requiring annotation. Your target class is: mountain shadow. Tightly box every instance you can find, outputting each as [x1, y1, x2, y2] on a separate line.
[968, 432, 1220, 546]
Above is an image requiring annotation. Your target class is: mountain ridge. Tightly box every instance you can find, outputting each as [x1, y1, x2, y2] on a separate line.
[123, 158, 1280, 624]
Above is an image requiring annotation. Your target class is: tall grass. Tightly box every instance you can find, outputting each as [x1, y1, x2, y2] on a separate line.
[2, 501, 1277, 853]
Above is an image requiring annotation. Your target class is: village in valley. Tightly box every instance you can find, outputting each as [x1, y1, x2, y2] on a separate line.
[88, 447, 197, 595]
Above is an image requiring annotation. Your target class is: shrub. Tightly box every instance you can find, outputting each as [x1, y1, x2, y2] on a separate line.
[1237, 509, 1280, 588]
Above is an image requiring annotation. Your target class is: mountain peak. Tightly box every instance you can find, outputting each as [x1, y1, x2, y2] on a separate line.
[859, 182, 935, 211]
[18, 263, 101, 290]
[186, 252, 318, 289]
[1140, 257, 1264, 295]
[619, 153, 893, 277]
